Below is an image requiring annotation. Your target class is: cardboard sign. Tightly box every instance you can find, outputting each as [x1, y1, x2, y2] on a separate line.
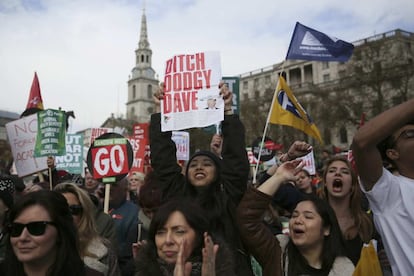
[86, 133, 133, 183]
[6, 114, 48, 177]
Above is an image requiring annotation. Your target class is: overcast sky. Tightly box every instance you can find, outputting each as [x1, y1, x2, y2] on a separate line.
[1, 0, 413, 133]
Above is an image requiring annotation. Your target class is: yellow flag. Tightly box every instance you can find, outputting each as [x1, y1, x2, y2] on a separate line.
[269, 76, 323, 144]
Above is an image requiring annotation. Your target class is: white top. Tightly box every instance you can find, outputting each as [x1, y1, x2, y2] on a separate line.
[360, 168, 414, 276]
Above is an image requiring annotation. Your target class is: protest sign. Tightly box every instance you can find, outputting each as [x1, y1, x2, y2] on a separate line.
[86, 132, 133, 214]
[55, 134, 84, 175]
[86, 133, 133, 183]
[83, 127, 113, 149]
[129, 123, 149, 174]
[161, 51, 223, 131]
[296, 151, 317, 175]
[6, 114, 48, 177]
[34, 109, 66, 157]
[171, 131, 190, 161]
[222, 77, 240, 114]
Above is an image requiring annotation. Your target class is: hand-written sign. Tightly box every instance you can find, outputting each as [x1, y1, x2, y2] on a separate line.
[161, 51, 223, 132]
[34, 109, 66, 157]
[6, 114, 48, 177]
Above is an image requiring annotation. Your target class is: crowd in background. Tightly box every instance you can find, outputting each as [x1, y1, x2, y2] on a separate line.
[0, 85, 413, 276]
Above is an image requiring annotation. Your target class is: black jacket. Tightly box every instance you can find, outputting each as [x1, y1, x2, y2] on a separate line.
[150, 113, 252, 276]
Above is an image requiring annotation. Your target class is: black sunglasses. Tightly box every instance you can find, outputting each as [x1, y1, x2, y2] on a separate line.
[69, 205, 83, 216]
[8, 221, 55, 237]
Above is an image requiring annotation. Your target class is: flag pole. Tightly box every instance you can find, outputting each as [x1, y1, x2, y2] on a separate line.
[252, 63, 286, 184]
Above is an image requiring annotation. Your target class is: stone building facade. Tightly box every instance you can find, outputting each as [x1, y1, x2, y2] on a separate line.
[238, 29, 414, 150]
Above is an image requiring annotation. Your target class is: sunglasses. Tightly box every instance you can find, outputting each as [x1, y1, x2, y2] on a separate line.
[8, 221, 55, 237]
[69, 205, 83, 216]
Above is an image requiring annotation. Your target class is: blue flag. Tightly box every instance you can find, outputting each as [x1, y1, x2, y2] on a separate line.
[286, 22, 354, 62]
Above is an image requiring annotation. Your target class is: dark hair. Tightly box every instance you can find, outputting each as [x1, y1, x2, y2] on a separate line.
[4, 190, 85, 276]
[138, 171, 162, 211]
[285, 195, 346, 275]
[377, 120, 414, 167]
[321, 156, 373, 242]
[148, 198, 210, 258]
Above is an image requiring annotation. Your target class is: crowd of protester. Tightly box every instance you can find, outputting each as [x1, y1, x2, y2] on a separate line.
[0, 85, 413, 276]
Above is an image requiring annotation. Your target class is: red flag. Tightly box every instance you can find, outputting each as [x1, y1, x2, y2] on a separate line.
[26, 72, 44, 110]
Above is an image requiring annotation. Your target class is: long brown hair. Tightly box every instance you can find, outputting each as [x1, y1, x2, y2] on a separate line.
[320, 155, 373, 242]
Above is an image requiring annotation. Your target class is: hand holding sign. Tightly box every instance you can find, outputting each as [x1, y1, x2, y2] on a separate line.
[153, 83, 165, 113]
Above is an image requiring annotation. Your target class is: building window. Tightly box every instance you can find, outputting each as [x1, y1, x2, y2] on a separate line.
[130, 107, 135, 119]
[141, 55, 144, 62]
[243, 81, 248, 90]
[133, 85, 136, 99]
[339, 126, 348, 144]
[322, 62, 329, 69]
[265, 75, 271, 85]
[254, 78, 259, 89]
[323, 74, 330, 82]
[147, 85, 152, 99]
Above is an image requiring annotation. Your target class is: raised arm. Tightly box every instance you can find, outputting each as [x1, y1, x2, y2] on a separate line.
[236, 160, 302, 275]
[351, 98, 414, 191]
[149, 84, 185, 200]
[219, 83, 250, 204]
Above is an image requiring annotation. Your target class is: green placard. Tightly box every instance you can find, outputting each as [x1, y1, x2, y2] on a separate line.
[34, 109, 67, 157]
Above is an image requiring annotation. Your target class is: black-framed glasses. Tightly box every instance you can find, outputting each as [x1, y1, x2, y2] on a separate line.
[8, 221, 55, 237]
[69, 205, 83, 216]
[393, 129, 414, 146]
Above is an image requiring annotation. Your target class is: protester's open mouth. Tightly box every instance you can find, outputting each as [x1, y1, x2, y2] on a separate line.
[292, 226, 305, 234]
[332, 179, 343, 192]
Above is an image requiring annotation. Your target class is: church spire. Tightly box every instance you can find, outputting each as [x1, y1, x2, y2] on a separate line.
[138, 7, 150, 49]
[134, 7, 152, 69]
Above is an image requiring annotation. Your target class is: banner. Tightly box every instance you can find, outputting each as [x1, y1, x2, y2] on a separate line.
[286, 22, 354, 62]
[55, 134, 84, 175]
[161, 51, 223, 131]
[6, 114, 48, 177]
[34, 109, 67, 157]
[269, 76, 323, 144]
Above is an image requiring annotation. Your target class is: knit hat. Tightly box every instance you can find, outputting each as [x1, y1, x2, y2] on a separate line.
[0, 175, 16, 209]
[185, 150, 222, 185]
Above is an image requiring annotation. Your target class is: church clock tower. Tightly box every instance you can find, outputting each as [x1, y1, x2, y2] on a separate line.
[126, 9, 158, 123]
